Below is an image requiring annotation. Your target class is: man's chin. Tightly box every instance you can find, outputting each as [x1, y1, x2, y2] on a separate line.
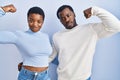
[65, 25, 74, 29]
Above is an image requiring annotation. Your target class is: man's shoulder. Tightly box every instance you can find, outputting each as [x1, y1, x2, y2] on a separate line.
[53, 31, 61, 36]
[53, 30, 64, 39]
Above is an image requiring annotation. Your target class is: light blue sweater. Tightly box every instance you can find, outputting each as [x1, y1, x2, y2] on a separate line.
[0, 7, 5, 17]
[0, 8, 52, 67]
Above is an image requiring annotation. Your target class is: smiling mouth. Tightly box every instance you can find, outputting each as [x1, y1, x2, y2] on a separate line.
[33, 27, 39, 29]
[34, 27, 38, 28]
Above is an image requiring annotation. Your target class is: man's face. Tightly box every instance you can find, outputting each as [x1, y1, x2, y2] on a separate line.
[58, 8, 77, 29]
[28, 13, 44, 32]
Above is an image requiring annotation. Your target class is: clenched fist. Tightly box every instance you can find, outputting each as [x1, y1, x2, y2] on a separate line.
[83, 7, 92, 19]
[1, 4, 16, 13]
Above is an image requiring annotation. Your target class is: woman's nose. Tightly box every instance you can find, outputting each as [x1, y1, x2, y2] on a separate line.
[33, 22, 38, 26]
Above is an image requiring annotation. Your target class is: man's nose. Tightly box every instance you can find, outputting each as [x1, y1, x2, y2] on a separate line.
[65, 17, 69, 22]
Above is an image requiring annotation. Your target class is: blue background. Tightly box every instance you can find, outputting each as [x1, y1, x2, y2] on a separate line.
[0, 0, 120, 80]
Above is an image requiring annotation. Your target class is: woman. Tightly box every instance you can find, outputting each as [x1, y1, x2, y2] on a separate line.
[0, 5, 52, 80]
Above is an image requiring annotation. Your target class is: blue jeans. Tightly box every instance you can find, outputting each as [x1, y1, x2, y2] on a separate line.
[87, 77, 91, 80]
[18, 67, 50, 80]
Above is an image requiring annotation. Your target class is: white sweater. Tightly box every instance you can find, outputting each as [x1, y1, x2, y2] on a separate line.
[50, 6, 120, 80]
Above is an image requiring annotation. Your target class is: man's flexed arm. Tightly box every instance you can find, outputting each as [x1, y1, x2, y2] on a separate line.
[83, 6, 120, 38]
[83, 6, 120, 31]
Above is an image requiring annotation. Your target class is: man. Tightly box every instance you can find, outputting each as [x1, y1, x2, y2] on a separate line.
[49, 5, 120, 80]
[0, 4, 16, 16]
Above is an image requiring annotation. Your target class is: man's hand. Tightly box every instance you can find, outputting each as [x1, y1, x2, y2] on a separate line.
[1, 4, 16, 13]
[83, 7, 92, 19]
[18, 62, 23, 71]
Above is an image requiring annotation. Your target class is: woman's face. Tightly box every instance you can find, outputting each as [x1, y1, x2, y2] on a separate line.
[28, 13, 44, 32]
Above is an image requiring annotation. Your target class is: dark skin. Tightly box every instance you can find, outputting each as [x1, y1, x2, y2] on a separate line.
[18, 13, 44, 71]
[18, 7, 92, 71]
[58, 8, 77, 29]
[58, 7, 92, 29]
[83, 7, 92, 19]
[1, 4, 16, 13]
[18, 62, 23, 71]
[28, 13, 44, 32]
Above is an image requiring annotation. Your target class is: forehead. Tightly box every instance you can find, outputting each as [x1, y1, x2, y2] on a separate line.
[28, 13, 43, 20]
[59, 8, 73, 17]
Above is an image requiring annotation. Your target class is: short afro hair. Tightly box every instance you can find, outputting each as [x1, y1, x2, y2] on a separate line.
[57, 5, 75, 19]
[27, 6, 45, 20]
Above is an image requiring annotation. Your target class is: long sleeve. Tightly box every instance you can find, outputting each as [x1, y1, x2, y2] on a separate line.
[49, 43, 58, 63]
[0, 31, 17, 44]
[90, 6, 120, 38]
[0, 7, 5, 17]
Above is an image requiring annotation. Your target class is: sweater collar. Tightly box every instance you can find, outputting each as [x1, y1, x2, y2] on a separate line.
[26, 29, 42, 35]
[64, 25, 79, 31]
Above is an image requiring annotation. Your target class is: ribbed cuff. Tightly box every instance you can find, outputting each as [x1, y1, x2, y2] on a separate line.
[0, 7, 6, 16]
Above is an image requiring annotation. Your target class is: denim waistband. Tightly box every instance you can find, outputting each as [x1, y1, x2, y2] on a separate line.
[21, 67, 48, 76]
